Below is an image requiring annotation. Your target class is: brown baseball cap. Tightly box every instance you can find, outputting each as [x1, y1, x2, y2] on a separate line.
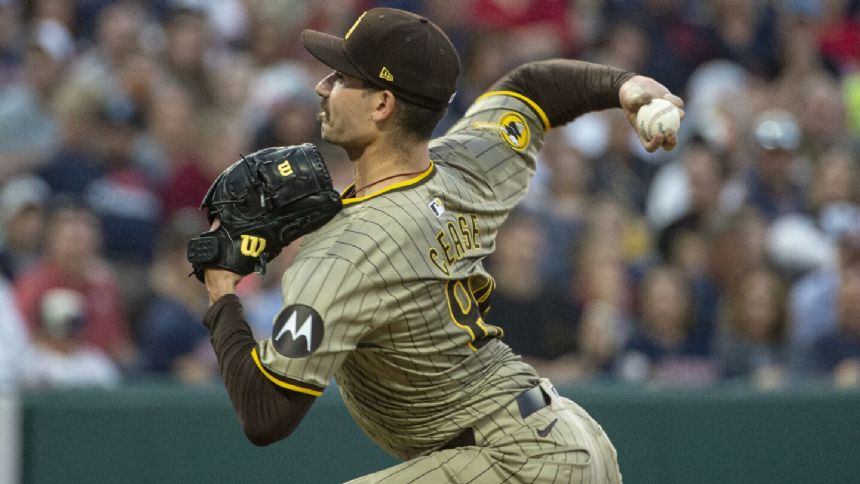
[301, 8, 460, 110]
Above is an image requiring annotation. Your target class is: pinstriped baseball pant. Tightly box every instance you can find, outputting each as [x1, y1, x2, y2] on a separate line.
[347, 380, 622, 484]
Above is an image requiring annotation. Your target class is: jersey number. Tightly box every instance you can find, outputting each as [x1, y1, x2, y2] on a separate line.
[445, 279, 502, 352]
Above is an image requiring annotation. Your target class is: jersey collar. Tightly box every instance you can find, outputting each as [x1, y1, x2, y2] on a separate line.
[341, 162, 435, 206]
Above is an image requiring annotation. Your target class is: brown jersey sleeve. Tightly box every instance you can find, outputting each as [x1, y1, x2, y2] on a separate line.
[255, 254, 383, 394]
[489, 59, 634, 128]
[203, 294, 316, 446]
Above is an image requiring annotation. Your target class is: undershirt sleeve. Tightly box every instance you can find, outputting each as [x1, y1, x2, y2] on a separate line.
[488, 59, 635, 128]
[203, 294, 315, 446]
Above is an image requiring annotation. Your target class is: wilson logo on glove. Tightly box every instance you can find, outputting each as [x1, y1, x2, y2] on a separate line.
[186, 143, 342, 283]
[240, 235, 267, 257]
[278, 160, 293, 177]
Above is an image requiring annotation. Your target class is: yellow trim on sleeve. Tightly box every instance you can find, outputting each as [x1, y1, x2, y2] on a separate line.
[475, 90, 551, 131]
[342, 162, 435, 206]
[250, 347, 323, 397]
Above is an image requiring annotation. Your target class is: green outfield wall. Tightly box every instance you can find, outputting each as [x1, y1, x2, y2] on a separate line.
[19, 382, 860, 484]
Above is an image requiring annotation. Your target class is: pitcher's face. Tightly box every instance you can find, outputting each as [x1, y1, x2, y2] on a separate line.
[315, 71, 377, 149]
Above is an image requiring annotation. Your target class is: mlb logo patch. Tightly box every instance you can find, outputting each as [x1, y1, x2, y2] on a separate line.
[428, 198, 445, 217]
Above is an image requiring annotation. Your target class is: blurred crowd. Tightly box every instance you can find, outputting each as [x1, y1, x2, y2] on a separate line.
[0, 0, 859, 391]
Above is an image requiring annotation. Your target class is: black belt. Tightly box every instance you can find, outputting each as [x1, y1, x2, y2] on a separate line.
[439, 385, 551, 450]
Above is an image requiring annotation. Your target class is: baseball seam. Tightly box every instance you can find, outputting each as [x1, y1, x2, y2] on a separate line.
[647, 104, 675, 138]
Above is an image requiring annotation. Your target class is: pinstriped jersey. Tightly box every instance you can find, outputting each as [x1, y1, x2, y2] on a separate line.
[255, 92, 550, 459]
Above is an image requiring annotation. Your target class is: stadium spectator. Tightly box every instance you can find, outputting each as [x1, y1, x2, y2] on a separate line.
[766, 146, 859, 276]
[709, 206, 770, 294]
[647, 135, 728, 232]
[208, 52, 254, 125]
[469, 0, 574, 59]
[245, 0, 311, 68]
[617, 264, 718, 385]
[0, 275, 29, 390]
[650, 139, 729, 351]
[531, 131, 593, 292]
[135, 210, 214, 382]
[84, 97, 159, 265]
[791, 225, 860, 371]
[0, 18, 72, 178]
[595, 20, 649, 74]
[21, 287, 120, 388]
[810, 265, 860, 387]
[66, 1, 146, 107]
[485, 210, 578, 362]
[809, 146, 860, 239]
[34, 80, 104, 196]
[604, 0, 722, 94]
[656, 214, 721, 358]
[251, 81, 321, 150]
[457, 28, 513, 106]
[579, 194, 650, 270]
[161, 5, 213, 109]
[715, 266, 789, 387]
[15, 203, 134, 366]
[148, 84, 209, 219]
[743, 109, 808, 222]
[795, 72, 848, 159]
[117, 50, 168, 180]
[566, 198, 645, 361]
[818, 0, 860, 73]
[161, 110, 251, 223]
[28, 0, 77, 33]
[706, 0, 779, 78]
[563, 299, 628, 382]
[562, 231, 636, 382]
[590, 109, 660, 214]
[0, 0, 24, 87]
[0, 175, 49, 281]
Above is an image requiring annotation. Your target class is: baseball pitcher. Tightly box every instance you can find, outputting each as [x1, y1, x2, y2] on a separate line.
[192, 7, 682, 483]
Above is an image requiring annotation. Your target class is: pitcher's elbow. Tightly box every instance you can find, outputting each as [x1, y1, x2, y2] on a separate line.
[242, 418, 295, 447]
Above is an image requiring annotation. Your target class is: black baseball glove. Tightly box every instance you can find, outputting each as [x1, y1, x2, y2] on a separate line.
[186, 143, 342, 283]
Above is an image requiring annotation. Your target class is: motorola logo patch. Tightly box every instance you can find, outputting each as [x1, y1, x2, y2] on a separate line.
[272, 304, 324, 358]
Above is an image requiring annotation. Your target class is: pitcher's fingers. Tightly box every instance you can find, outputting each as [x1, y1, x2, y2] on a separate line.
[642, 133, 664, 152]
[663, 93, 685, 109]
[662, 129, 679, 150]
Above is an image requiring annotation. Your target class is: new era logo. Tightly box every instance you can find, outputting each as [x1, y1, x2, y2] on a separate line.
[379, 67, 394, 82]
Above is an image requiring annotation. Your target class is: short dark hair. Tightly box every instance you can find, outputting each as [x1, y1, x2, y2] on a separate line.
[362, 81, 446, 141]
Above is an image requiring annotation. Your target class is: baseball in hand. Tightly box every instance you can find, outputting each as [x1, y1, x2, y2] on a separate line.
[636, 98, 681, 142]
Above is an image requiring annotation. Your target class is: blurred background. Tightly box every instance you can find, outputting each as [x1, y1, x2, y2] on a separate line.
[1, 0, 860, 483]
